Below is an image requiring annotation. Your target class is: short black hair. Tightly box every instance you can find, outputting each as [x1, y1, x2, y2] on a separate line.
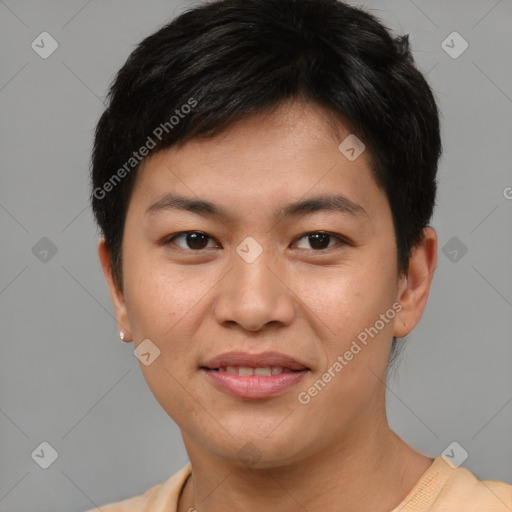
[90, 0, 442, 364]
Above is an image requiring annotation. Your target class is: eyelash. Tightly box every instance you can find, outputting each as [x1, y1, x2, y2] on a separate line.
[162, 231, 349, 252]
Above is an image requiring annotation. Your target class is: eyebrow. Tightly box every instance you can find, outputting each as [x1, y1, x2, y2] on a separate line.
[145, 192, 368, 221]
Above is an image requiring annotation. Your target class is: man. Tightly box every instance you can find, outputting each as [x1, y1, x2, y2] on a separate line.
[88, 0, 512, 510]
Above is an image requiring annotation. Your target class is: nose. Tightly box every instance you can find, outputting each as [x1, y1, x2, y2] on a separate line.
[213, 242, 296, 332]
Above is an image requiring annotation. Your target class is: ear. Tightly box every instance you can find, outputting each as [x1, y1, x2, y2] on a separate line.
[97, 236, 132, 342]
[394, 227, 438, 338]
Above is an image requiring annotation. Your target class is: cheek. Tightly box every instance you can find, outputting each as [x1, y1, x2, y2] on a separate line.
[297, 261, 398, 388]
[297, 259, 396, 334]
[124, 257, 206, 338]
[124, 264, 218, 390]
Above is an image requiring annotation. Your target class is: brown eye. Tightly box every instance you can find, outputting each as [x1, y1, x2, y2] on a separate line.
[166, 231, 216, 250]
[293, 231, 345, 250]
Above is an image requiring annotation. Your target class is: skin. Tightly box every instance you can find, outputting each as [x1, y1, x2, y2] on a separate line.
[98, 100, 438, 512]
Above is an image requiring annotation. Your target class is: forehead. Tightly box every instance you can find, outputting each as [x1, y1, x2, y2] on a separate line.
[129, 101, 388, 223]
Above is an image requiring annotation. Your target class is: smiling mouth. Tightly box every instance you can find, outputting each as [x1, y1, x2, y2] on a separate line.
[200, 366, 309, 376]
[199, 366, 310, 399]
[199, 350, 311, 398]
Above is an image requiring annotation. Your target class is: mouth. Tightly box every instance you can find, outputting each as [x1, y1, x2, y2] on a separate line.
[199, 351, 310, 399]
[201, 366, 307, 375]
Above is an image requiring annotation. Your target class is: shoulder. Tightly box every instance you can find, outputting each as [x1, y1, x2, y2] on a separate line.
[439, 464, 512, 511]
[83, 462, 192, 512]
[396, 456, 512, 511]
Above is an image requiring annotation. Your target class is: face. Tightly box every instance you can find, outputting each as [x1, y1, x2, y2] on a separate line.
[99, 100, 435, 467]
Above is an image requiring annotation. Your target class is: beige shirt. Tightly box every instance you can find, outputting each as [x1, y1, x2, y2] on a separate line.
[86, 456, 512, 511]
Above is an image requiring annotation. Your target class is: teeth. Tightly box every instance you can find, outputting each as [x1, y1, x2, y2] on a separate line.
[254, 367, 272, 376]
[217, 366, 291, 375]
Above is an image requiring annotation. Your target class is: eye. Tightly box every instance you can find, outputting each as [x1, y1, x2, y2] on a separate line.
[164, 231, 219, 251]
[292, 231, 346, 250]
[163, 230, 348, 252]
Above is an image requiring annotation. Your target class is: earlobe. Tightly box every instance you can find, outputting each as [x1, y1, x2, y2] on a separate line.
[119, 331, 131, 342]
[97, 236, 133, 342]
[393, 227, 438, 338]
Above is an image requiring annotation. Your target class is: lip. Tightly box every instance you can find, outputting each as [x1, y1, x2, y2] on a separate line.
[200, 367, 309, 399]
[199, 350, 310, 399]
[200, 350, 309, 371]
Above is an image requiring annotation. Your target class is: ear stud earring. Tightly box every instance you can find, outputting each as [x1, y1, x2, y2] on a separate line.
[119, 331, 125, 341]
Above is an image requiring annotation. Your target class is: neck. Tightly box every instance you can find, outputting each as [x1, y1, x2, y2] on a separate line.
[178, 409, 432, 512]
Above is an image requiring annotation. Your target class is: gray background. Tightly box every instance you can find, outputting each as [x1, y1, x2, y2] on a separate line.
[0, 0, 511, 511]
